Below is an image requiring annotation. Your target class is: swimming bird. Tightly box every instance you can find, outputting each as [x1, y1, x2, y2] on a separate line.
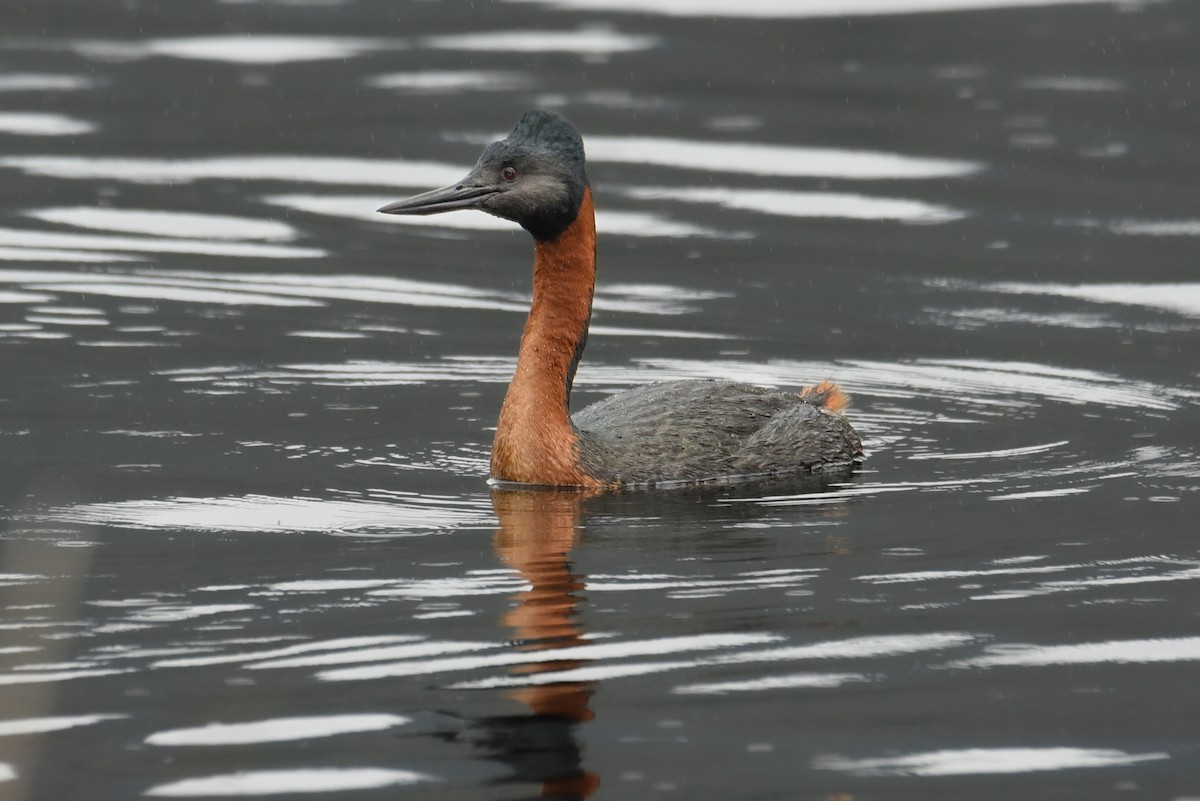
[379, 110, 863, 488]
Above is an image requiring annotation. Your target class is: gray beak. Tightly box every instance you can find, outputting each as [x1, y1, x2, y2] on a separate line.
[377, 174, 501, 216]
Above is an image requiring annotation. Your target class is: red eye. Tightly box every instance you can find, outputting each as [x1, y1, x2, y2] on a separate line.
[501, 166, 518, 182]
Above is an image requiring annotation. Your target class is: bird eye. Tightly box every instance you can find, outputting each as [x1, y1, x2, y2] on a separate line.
[500, 166, 519, 182]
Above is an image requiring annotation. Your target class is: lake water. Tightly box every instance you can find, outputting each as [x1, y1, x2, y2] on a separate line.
[1, 0, 1198, 798]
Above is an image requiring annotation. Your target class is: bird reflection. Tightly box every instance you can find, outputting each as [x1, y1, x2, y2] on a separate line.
[471, 488, 600, 800]
[462, 474, 854, 798]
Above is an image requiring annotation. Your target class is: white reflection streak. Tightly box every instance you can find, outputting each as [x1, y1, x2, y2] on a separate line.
[54, 494, 493, 534]
[506, 0, 1152, 17]
[0, 668, 133, 685]
[318, 633, 781, 682]
[987, 281, 1200, 318]
[367, 70, 532, 91]
[127, 604, 255, 623]
[1110, 220, 1200, 236]
[145, 714, 410, 746]
[451, 633, 967, 690]
[362, 573, 530, 599]
[0, 112, 95, 136]
[588, 324, 734, 339]
[0, 74, 96, 91]
[591, 136, 980, 179]
[28, 207, 297, 241]
[956, 636, 1200, 667]
[247, 640, 499, 670]
[0, 228, 321, 259]
[988, 487, 1093, 501]
[268, 579, 400, 592]
[674, 672, 865, 695]
[1022, 76, 1125, 92]
[623, 186, 963, 222]
[0, 247, 136, 263]
[144, 768, 429, 797]
[76, 35, 398, 64]
[970, 566, 1200, 601]
[422, 29, 659, 54]
[859, 565, 1077, 584]
[449, 660, 700, 688]
[712, 633, 974, 663]
[0, 271, 317, 307]
[0, 155, 463, 187]
[814, 747, 1168, 777]
[151, 636, 423, 669]
[0, 714, 126, 736]
[908, 440, 1069, 460]
[165, 269, 530, 312]
[585, 570, 818, 592]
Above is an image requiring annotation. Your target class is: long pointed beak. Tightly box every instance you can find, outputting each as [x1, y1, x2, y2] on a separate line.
[377, 178, 501, 216]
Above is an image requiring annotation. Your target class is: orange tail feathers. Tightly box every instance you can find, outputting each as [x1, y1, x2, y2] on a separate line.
[800, 379, 852, 413]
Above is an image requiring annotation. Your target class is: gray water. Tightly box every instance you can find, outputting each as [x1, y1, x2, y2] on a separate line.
[1, 0, 1198, 798]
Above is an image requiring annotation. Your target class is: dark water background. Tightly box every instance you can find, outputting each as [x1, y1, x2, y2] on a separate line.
[1, 0, 1198, 798]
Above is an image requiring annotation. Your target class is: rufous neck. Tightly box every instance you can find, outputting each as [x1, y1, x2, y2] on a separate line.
[491, 189, 598, 486]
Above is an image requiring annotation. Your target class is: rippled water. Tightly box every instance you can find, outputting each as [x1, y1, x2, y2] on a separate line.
[1, 0, 1198, 798]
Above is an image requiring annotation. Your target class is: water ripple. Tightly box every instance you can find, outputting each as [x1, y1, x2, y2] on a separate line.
[584, 135, 979, 179]
[145, 714, 410, 746]
[956, 636, 1200, 667]
[814, 747, 1168, 777]
[0, 112, 94, 136]
[987, 281, 1200, 319]
[367, 70, 533, 92]
[621, 186, 963, 222]
[0, 229, 321, 259]
[144, 768, 430, 797]
[0, 714, 126, 737]
[0, 74, 97, 92]
[50, 494, 494, 536]
[422, 27, 659, 54]
[27, 207, 297, 241]
[72, 35, 398, 64]
[506, 0, 1152, 18]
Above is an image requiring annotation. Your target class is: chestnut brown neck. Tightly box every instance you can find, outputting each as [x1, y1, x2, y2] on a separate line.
[491, 189, 601, 486]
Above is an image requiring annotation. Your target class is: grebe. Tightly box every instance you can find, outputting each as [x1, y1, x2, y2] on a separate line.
[379, 110, 863, 488]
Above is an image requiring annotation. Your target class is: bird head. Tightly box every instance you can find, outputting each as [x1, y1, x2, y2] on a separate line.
[378, 109, 589, 241]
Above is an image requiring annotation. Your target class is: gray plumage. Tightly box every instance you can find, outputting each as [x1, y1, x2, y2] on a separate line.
[572, 379, 863, 486]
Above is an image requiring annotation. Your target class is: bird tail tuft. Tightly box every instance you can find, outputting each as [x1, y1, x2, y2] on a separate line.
[800, 379, 852, 412]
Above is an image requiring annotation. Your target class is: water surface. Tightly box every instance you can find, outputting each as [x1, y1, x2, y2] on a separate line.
[1, 0, 1198, 798]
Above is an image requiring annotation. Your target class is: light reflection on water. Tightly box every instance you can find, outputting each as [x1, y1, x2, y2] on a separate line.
[144, 714, 412, 746]
[143, 768, 431, 797]
[69, 35, 403, 64]
[813, 747, 1169, 776]
[50, 494, 495, 536]
[0, 112, 95, 136]
[27, 207, 297, 241]
[620, 186, 963, 222]
[145, 354, 1193, 411]
[505, 0, 1144, 17]
[4, 477, 1200, 796]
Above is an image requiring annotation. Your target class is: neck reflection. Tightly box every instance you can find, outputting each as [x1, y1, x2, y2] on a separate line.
[490, 487, 600, 799]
